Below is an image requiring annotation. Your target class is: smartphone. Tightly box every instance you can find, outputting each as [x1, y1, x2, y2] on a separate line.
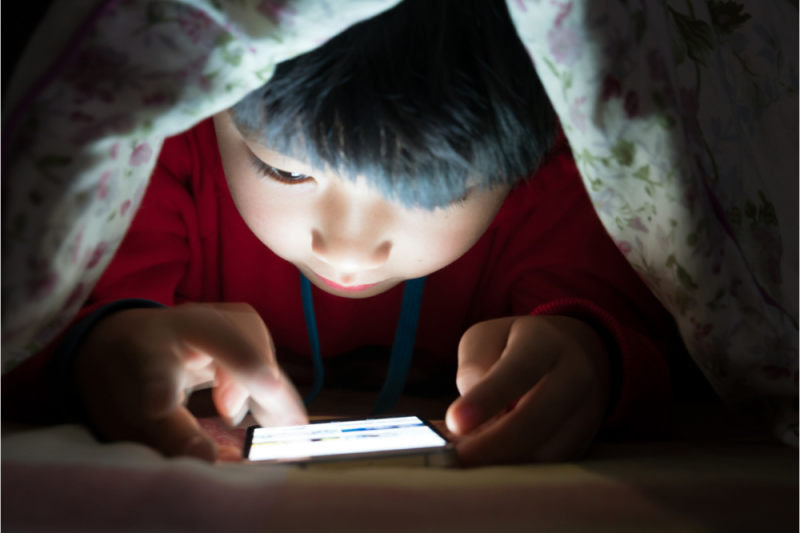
[243, 415, 457, 468]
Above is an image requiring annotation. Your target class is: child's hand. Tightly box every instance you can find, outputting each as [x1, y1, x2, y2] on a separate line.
[74, 303, 307, 461]
[446, 315, 610, 465]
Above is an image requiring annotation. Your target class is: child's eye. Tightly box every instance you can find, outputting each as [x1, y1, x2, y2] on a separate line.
[251, 156, 313, 184]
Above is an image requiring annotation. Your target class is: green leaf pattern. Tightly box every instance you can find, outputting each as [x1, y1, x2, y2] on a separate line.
[1, 0, 403, 368]
[1, 0, 797, 446]
[508, 0, 797, 445]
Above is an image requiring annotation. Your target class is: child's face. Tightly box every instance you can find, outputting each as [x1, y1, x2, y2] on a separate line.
[214, 112, 509, 299]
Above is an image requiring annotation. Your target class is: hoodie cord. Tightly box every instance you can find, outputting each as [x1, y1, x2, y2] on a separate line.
[299, 272, 426, 414]
[299, 272, 325, 405]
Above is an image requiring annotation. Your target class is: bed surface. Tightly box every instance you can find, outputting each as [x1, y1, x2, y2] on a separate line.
[2, 391, 796, 533]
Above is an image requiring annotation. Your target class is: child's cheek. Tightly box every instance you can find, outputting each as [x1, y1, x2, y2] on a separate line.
[245, 202, 311, 260]
[394, 207, 497, 276]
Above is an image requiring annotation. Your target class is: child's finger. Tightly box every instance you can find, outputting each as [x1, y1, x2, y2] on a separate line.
[168, 303, 275, 376]
[217, 444, 244, 462]
[455, 317, 516, 395]
[166, 304, 308, 426]
[100, 340, 188, 420]
[447, 320, 560, 435]
[454, 357, 593, 466]
[212, 365, 250, 427]
[81, 346, 217, 461]
[142, 404, 218, 462]
[246, 368, 308, 427]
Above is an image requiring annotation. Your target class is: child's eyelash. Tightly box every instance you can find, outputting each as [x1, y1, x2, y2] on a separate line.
[250, 156, 312, 184]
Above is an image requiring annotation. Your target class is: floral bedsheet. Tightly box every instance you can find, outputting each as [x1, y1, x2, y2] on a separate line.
[2, 0, 797, 444]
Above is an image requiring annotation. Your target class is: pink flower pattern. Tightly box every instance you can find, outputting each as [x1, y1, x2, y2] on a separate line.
[600, 75, 622, 102]
[87, 242, 108, 270]
[257, 0, 298, 25]
[1, 0, 794, 447]
[547, 26, 582, 67]
[69, 229, 84, 265]
[630, 217, 649, 233]
[97, 171, 112, 200]
[62, 283, 86, 311]
[4, 0, 415, 382]
[64, 45, 129, 105]
[177, 9, 216, 44]
[129, 143, 153, 167]
[624, 91, 639, 118]
[568, 96, 587, 131]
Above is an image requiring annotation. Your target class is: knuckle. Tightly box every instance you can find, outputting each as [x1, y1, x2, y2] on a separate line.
[209, 301, 258, 317]
[458, 322, 484, 352]
[459, 317, 513, 360]
[227, 301, 258, 315]
[511, 314, 545, 337]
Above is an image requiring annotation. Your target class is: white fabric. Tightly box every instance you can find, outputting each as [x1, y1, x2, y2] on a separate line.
[507, 0, 798, 444]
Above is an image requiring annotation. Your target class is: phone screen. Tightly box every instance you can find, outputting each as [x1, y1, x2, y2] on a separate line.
[246, 415, 448, 462]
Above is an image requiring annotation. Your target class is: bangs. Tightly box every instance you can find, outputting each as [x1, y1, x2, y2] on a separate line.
[231, 0, 556, 209]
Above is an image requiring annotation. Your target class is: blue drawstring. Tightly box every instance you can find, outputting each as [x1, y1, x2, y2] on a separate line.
[371, 277, 426, 414]
[300, 273, 325, 405]
[299, 272, 426, 413]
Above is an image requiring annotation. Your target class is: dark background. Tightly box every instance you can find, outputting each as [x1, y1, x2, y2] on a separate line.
[3, 0, 58, 104]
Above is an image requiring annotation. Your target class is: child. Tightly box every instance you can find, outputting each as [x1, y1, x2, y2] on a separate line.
[3, 0, 673, 465]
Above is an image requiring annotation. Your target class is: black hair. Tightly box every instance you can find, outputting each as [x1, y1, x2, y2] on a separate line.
[231, 0, 556, 209]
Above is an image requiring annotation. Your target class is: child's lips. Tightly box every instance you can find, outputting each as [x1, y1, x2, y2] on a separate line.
[314, 272, 381, 293]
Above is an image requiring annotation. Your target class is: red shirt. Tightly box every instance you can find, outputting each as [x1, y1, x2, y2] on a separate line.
[4, 119, 673, 438]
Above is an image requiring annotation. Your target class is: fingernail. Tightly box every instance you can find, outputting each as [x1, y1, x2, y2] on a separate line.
[454, 402, 481, 434]
[219, 382, 249, 426]
[182, 436, 217, 462]
[229, 399, 249, 427]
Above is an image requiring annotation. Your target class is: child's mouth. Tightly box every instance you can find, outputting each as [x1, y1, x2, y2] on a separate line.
[314, 273, 381, 293]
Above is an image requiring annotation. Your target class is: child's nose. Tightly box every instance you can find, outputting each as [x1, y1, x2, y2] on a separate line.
[311, 229, 391, 271]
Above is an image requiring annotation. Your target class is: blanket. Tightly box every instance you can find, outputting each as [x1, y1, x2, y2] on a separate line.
[1, 0, 797, 443]
[2, 403, 796, 532]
